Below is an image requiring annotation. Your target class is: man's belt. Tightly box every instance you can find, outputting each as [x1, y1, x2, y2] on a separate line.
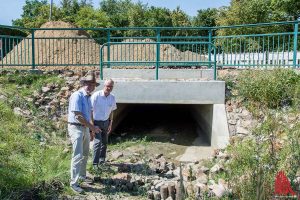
[68, 122, 84, 126]
[94, 119, 109, 123]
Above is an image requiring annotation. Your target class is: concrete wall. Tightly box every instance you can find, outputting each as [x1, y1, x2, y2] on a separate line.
[191, 105, 213, 144]
[103, 68, 214, 80]
[191, 104, 229, 148]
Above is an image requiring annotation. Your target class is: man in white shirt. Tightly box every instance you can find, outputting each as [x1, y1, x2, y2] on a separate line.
[91, 79, 117, 168]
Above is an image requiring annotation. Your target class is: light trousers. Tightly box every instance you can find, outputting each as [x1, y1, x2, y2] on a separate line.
[68, 124, 90, 185]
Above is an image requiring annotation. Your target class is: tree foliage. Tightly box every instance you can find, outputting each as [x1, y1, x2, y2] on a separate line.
[193, 8, 218, 27]
[10, 0, 300, 37]
[215, 0, 299, 35]
[13, 0, 55, 28]
[271, 0, 300, 20]
[100, 0, 133, 28]
[75, 7, 110, 38]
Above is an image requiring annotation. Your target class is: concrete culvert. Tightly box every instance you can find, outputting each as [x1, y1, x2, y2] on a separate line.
[111, 104, 214, 162]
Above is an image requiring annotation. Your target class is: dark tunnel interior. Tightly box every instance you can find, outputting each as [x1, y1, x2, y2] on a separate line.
[113, 104, 201, 146]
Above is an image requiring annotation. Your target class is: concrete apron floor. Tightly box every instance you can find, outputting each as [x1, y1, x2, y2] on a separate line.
[89, 137, 213, 163]
[176, 136, 213, 162]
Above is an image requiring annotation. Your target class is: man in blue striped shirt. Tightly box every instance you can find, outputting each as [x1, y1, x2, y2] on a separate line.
[68, 71, 101, 194]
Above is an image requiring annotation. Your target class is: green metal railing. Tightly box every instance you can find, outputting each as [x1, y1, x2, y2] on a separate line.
[0, 20, 299, 72]
[100, 41, 217, 80]
[213, 32, 300, 67]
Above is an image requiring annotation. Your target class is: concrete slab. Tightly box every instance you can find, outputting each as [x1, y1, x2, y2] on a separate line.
[176, 137, 213, 162]
[102, 68, 214, 80]
[96, 80, 225, 104]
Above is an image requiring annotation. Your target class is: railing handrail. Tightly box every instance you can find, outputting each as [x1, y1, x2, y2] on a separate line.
[213, 32, 300, 39]
[102, 41, 216, 45]
[1, 20, 299, 32]
[99, 41, 217, 81]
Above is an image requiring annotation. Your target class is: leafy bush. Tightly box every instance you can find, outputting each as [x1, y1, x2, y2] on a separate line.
[236, 69, 300, 108]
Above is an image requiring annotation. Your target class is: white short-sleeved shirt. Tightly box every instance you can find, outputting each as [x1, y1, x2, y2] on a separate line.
[91, 90, 117, 121]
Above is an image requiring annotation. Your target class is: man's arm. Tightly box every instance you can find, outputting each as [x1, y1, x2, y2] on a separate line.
[107, 111, 114, 134]
[74, 111, 100, 133]
[90, 112, 96, 141]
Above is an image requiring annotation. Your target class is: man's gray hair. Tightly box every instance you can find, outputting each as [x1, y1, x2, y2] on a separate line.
[104, 78, 114, 86]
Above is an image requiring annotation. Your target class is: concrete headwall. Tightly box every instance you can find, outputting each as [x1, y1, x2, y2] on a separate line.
[96, 78, 229, 149]
[97, 80, 225, 104]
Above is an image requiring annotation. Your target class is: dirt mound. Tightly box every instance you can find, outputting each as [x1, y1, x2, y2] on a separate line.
[2, 21, 99, 70]
[36, 21, 90, 38]
[2, 21, 207, 70]
[109, 38, 207, 67]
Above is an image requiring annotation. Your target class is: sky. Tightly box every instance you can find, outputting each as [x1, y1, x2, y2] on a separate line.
[0, 0, 230, 26]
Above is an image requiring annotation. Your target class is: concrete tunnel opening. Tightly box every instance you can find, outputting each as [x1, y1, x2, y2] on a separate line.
[112, 104, 213, 147]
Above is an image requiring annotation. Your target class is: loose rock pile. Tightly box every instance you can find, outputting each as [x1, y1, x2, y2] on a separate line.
[60, 150, 232, 200]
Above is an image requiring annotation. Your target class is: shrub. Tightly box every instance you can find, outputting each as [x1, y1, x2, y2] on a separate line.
[236, 69, 300, 108]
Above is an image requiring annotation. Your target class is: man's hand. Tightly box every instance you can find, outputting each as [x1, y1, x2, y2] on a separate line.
[90, 131, 95, 141]
[92, 125, 101, 134]
[107, 121, 113, 135]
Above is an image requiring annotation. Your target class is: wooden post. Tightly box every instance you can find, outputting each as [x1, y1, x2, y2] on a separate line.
[176, 183, 183, 200]
[154, 191, 161, 200]
[195, 184, 201, 195]
[147, 191, 154, 200]
[168, 182, 176, 200]
[160, 185, 169, 199]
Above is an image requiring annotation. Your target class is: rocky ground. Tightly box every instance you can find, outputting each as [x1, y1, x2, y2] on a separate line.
[1, 69, 299, 199]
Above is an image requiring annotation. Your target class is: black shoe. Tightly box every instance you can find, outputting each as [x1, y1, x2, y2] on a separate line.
[79, 176, 94, 184]
[99, 160, 105, 165]
[98, 162, 110, 171]
[93, 165, 99, 170]
[70, 184, 84, 194]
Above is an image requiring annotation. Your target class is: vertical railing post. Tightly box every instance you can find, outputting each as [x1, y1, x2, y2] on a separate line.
[31, 29, 35, 70]
[100, 45, 104, 80]
[208, 29, 212, 68]
[293, 21, 298, 68]
[213, 46, 217, 80]
[156, 29, 160, 80]
[49, 0, 53, 21]
[1, 37, 3, 67]
[107, 29, 111, 68]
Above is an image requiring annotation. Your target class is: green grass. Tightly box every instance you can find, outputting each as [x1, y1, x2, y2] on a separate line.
[0, 101, 70, 199]
[109, 136, 150, 151]
[0, 71, 69, 199]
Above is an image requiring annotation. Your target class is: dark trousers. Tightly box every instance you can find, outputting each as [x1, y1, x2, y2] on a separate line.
[92, 119, 110, 165]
